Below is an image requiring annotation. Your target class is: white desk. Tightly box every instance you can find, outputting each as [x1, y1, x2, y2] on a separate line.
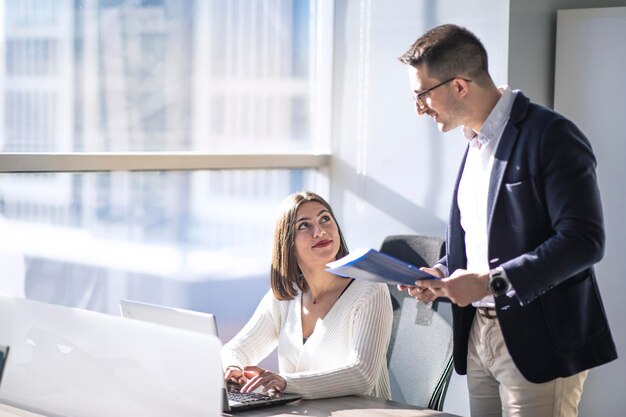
[223, 394, 463, 417]
[0, 403, 45, 417]
[1, 395, 464, 417]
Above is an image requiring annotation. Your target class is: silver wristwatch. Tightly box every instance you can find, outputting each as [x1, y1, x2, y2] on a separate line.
[489, 267, 510, 297]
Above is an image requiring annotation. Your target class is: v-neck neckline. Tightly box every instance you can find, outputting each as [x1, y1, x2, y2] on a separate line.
[299, 279, 355, 344]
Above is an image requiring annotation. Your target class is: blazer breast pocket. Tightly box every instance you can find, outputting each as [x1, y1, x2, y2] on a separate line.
[502, 178, 549, 235]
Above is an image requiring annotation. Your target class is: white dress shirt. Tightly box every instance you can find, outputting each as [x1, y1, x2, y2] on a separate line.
[457, 86, 516, 307]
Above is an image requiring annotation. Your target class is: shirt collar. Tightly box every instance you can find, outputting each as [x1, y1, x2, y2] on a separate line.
[464, 86, 515, 148]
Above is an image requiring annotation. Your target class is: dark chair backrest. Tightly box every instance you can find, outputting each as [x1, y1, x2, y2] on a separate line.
[380, 235, 454, 411]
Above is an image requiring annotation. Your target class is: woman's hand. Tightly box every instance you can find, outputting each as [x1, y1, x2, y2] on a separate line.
[224, 365, 247, 385]
[397, 267, 442, 303]
[239, 366, 287, 395]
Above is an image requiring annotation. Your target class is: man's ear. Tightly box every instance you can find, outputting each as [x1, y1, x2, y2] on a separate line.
[454, 78, 471, 98]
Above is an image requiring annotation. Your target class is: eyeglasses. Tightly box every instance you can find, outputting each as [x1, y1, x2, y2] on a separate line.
[413, 77, 472, 110]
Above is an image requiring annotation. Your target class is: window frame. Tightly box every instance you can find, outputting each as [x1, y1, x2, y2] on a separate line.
[0, 153, 330, 172]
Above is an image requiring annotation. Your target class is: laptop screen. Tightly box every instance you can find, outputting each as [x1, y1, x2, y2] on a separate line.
[118, 299, 302, 412]
[119, 299, 218, 336]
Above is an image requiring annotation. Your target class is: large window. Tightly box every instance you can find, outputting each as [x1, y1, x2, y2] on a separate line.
[1, 0, 330, 152]
[0, 0, 332, 342]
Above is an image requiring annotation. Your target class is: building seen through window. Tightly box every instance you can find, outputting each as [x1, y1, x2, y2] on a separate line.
[0, 0, 327, 344]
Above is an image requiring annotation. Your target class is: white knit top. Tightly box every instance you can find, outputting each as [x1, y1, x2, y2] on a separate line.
[221, 279, 393, 399]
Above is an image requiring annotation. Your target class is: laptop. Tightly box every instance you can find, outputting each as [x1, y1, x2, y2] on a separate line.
[118, 299, 302, 412]
[0, 294, 222, 417]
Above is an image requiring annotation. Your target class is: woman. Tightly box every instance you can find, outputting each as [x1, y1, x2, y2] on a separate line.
[221, 191, 393, 399]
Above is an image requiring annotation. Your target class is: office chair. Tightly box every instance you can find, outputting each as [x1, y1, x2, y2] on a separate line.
[380, 234, 454, 411]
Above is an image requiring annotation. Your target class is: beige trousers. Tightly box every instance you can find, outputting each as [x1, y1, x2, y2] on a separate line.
[467, 312, 588, 417]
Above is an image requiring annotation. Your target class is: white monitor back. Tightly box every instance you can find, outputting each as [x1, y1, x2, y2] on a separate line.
[0, 295, 222, 417]
[119, 299, 218, 336]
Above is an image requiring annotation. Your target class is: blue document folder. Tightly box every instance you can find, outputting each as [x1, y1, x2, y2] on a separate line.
[325, 248, 438, 286]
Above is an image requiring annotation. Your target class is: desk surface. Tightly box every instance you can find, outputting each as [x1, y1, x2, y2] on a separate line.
[223, 395, 462, 417]
[0, 403, 43, 417]
[1, 395, 463, 417]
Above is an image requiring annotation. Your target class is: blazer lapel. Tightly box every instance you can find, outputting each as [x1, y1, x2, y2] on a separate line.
[486, 92, 529, 234]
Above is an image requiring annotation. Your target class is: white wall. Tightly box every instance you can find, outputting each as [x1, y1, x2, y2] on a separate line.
[509, 0, 626, 107]
[330, 1, 626, 415]
[554, 7, 626, 416]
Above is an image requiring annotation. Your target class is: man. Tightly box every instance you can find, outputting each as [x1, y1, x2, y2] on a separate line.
[398, 24, 617, 417]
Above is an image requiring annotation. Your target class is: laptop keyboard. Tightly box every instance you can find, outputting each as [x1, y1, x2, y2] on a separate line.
[228, 391, 275, 404]
[224, 383, 302, 412]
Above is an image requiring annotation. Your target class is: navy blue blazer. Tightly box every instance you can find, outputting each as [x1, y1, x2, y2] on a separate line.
[441, 91, 617, 383]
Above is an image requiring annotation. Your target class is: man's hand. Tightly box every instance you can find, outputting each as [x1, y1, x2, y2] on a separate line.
[415, 269, 491, 307]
